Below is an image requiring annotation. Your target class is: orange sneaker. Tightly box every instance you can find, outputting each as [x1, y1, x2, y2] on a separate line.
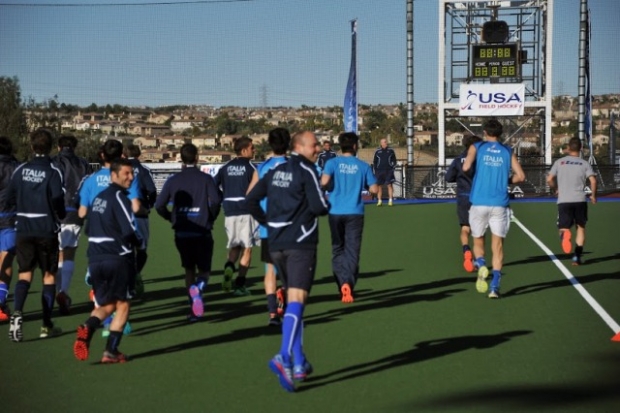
[561, 230, 572, 254]
[0, 305, 9, 322]
[74, 325, 92, 361]
[101, 351, 128, 364]
[89, 289, 95, 303]
[463, 250, 474, 272]
[341, 283, 354, 304]
[276, 287, 286, 316]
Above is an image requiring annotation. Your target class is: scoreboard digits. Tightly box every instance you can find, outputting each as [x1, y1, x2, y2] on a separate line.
[471, 43, 520, 79]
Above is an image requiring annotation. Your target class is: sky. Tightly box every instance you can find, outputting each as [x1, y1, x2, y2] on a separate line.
[0, 0, 618, 108]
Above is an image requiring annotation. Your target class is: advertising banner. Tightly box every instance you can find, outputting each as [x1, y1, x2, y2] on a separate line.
[459, 83, 525, 116]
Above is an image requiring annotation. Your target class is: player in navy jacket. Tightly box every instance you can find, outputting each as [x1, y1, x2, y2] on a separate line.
[0, 136, 19, 321]
[445, 134, 482, 273]
[246, 131, 329, 392]
[7, 128, 66, 342]
[73, 158, 140, 363]
[155, 143, 222, 321]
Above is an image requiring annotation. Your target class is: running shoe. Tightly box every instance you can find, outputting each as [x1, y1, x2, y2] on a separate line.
[340, 283, 354, 304]
[463, 250, 475, 272]
[268, 313, 282, 327]
[276, 287, 286, 316]
[488, 289, 500, 299]
[84, 269, 92, 286]
[475, 265, 489, 293]
[8, 311, 23, 342]
[572, 256, 582, 266]
[269, 354, 295, 392]
[377, 200, 382, 207]
[222, 263, 234, 292]
[189, 284, 204, 317]
[74, 324, 92, 360]
[40, 325, 62, 338]
[0, 304, 9, 322]
[101, 350, 128, 364]
[388, 199, 393, 206]
[232, 286, 251, 297]
[56, 291, 72, 316]
[293, 360, 314, 382]
[561, 230, 572, 254]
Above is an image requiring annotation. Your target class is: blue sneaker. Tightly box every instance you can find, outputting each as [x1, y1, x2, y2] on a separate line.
[123, 321, 132, 335]
[293, 360, 314, 381]
[189, 285, 204, 318]
[84, 270, 92, 287]
[269, 354, 295, 392]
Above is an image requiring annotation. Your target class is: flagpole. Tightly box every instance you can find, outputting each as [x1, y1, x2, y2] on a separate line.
[343, 19, 358, 135]
[577, 0, 588, 155]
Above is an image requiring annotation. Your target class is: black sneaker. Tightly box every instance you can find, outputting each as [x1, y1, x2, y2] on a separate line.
[9, 311, 23, 342]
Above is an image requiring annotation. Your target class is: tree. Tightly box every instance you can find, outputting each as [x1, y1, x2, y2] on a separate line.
[0, 76, 28, 160]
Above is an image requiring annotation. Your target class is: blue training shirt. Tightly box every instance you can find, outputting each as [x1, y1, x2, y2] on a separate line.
[469, 141, 512, 207]
[78, 167, 140, 209]
[257, 156, 287, 238]
[322, 155, 376, 215]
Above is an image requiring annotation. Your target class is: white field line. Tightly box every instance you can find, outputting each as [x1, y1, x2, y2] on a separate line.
[512, 215, 620, 334]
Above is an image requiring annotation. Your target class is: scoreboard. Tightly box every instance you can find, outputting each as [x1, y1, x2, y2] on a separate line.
[471, 43, 520, 79]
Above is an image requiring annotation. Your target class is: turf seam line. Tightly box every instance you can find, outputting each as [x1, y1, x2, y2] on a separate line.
[512, 214, 620, 334]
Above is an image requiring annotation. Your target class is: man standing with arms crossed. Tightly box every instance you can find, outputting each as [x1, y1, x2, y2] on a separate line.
[52, 134, 92, 315]
[321, 132, 377, 303]
[8, 128, 66, 341]
[316, 139, 337, 173]
[463, 119, 525, 299]
[546, 137, 597, 265]
[247, 131, 329, 392]
[373, 138, 397, 206]
[215, 136, 258, 296]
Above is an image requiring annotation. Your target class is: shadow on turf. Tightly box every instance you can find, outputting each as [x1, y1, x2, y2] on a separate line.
[504, 270, 620, 297]
[401, 352, 620, 411]
[298, 330, 532, 392]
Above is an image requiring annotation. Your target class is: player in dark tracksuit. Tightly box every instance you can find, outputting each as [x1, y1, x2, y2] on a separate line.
[73, 158, 140, 363]
[0, 137, 19, 321]
[247, 131, 329, 392]
[51, 135, 92, 314]
[7, 128, 66, 342]
[445, 134, 481, 273]
[124, 144, 157, 296]
[155, 143, 222, 321]
[372, 139, 397, 206]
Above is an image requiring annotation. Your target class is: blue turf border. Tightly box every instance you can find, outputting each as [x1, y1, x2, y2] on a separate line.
[365, 197, 620, 205]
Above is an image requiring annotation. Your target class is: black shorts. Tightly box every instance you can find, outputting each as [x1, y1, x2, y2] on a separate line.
[90, 257, 135, 305]
[375, 170, 395, 185]
[174, 233, 214, 272]
[557, 202, 588, 229]
[260, 238, 272, 264]
[456, 196, 472, 227]
[270, 249, 317, 292]
[16, 236, 59, 274]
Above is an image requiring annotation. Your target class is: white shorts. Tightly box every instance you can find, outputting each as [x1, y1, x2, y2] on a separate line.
[58, 224, 82, 249]
[224, 215, 260, 249]
[469, 206, 511, 238]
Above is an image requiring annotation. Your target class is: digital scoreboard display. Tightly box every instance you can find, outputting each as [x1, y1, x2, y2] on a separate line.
[471, 43, 520, 79]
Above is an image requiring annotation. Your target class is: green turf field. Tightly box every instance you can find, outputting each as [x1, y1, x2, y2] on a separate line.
[2, 201, 619, 412]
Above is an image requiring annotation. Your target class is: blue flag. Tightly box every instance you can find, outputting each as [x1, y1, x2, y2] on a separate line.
[343, 19, 358, 133]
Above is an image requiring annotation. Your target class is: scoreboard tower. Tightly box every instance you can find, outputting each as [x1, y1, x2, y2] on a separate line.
[437, 0, 554, 166]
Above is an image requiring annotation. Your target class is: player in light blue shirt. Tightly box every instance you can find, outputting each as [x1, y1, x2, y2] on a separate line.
[321, 132, 377, 303]
[463, 119, 525, 299]
[246, 128, 290, 326]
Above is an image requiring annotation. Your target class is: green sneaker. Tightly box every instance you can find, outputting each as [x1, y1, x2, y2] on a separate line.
[222, 264, 234, 292]
[40, 325, 62, 339]
[232, 286, 251, 297]
[475, 265, 489, 293]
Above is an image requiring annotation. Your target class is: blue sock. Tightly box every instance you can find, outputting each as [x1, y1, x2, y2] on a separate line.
[279, 302, 303, 364]
[292, 320, 306, 367]
[490, 270, 502, 290]
[0, 283, 8, 305]
[41, 284, 56, 327]
[475, 257, 486, 268]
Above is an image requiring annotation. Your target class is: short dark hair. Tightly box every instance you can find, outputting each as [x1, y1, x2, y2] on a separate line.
[110, 158, 133, 174]
[338, 132, 358, 154]
[30, 128, 54, 155]
[58, 135, 78, 149]
[100, 139, 124, 164]
[268, 128, 291, 155]
[123, 143, 141, 159]
[0, 136, 13, 156]
[180, 143, 198, 164]
[483, 119, 503, 138]
[233, 136, 253, 155]
[568, 137, 582, 152]
[463, 134, 482, 149]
